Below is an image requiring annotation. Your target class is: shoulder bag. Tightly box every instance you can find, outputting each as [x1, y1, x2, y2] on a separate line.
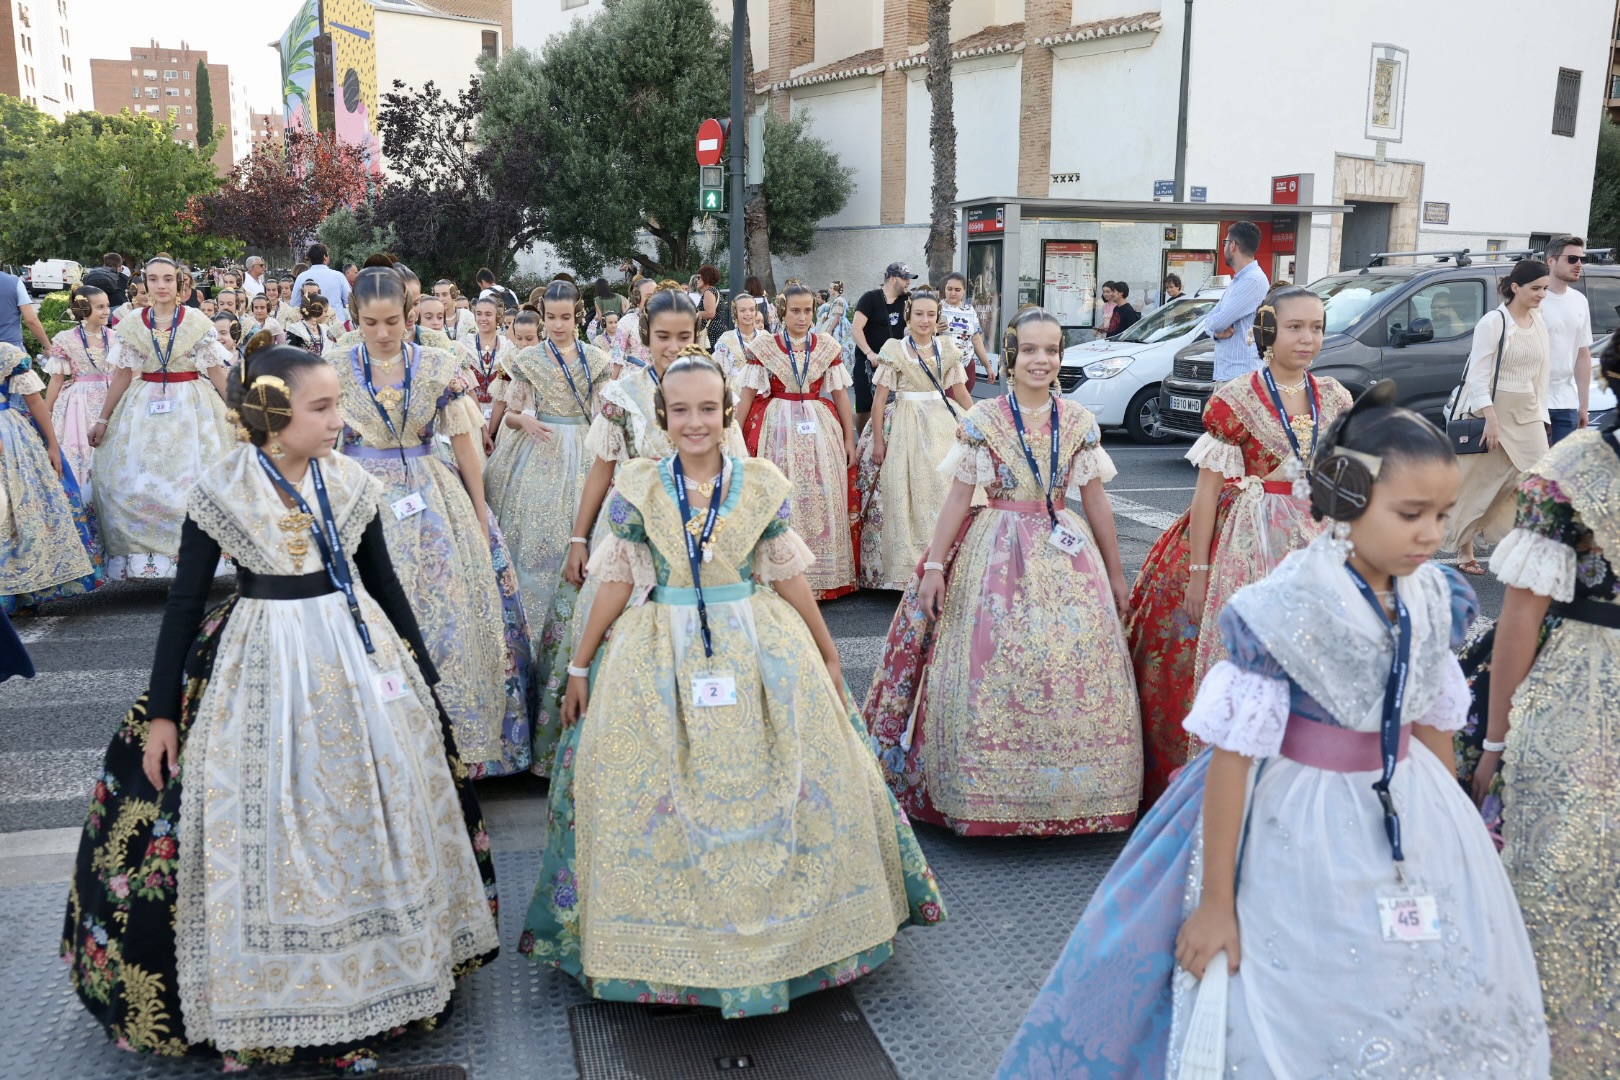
[1444, 311, 1506, 455]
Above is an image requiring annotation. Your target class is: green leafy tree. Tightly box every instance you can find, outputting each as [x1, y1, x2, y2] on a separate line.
[0, 110, 235, 265]
[1589, 118, 1620, 249]
[478, 0, 730, 276]
[760, 111, 853, 257]
[316, 205, 400, 269]
[0, 94, 54, 171]
[196, 60, 215, 148]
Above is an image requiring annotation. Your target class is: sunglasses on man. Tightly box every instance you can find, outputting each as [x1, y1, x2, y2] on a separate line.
[1562, 254, 1587, 264]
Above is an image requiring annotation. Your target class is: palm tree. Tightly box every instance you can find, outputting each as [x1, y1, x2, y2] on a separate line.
[278, 0, 319, 123]
[923, 0, 957, 287]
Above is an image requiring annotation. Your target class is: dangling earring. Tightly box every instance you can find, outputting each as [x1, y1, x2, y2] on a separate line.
[268, 438, 285, 459]
[1262, 345, 1275, 367]
[1329, 520, 1354, 561]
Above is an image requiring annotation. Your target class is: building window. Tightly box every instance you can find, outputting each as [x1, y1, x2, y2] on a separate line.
[185, 123, 193, 131]
[165, 87, 179, 97]
[482, 30, 498, 58]
[130, 67, 138, 76]
[184, 88, 190, 96]
[144, 69, 157, 79]
[563, 0, 587, 8]
[185, 105, 191, 113]
[183, 69, 190, 79]
[164, 69, 178, 80]
[145, 86, 158, 98]
[1553, 68, 1581, 137]
[131, 86, 140, 99]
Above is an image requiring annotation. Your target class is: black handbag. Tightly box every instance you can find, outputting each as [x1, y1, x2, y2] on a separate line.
[1445, 311, 1506, 455]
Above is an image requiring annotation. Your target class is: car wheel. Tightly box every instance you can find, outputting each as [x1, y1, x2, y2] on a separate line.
[1125, 385, 1176, 444]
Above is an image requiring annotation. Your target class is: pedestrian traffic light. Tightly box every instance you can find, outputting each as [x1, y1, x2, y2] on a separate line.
[699, 165, 725, 213]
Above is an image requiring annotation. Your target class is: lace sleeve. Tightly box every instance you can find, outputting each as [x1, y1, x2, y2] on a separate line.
[756, 529, 816, 582]
[873, 361, 900, 390]
[584, 409, 632, 462]
[504, 378, 536, 415]
[1181, 660, 1292, 758]
[939, 440, 996, 485]
[1414, 655, 1470, 733]
[586, 534, 656, 589]
[435, 393, 484, 439]
[737, 361, 772, 393]
[822, 360, 853, 392]
[1064, 445, 1118, 495]
[1185, 432, 1246, 479]
[44, 341, 73, 376]
[9, 368, 45, 396]
[1489, 474, 1579, 601]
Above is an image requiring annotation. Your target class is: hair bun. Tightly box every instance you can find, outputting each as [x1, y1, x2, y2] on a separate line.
[242, 329, 274, 361]
[1307, 380, 1398, 521]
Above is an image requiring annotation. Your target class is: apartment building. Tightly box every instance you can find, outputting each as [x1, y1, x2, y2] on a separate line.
[89, 40, 238, 174]
[0, 0, 81, 117]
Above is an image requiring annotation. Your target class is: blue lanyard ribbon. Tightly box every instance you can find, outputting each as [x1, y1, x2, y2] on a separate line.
[1345, 564, 1411, 868]
[148, 306, 180, 384]
[671, 456, 724, 659]
[908, 335, 957, 418]
[356, 343, 416, 473]
[1007, 393, 1062, 530]
[474, 335, 500, 385]
[77, 324, 110, 364]
[255, 451, 375, 654]
[779, 333, 813, 391]
[547, 339, 594, 421]
[1260, 368, 1320, 467]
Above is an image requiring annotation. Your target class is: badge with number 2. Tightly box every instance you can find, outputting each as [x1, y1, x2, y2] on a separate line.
[1376, 888, 1441, 942]
[1048, 523, 1085, 555]
[147, 399, 174, 416]
[375, 669, 410, 703]
[692, 675, 737, 707]
[392, 491, 427, 521]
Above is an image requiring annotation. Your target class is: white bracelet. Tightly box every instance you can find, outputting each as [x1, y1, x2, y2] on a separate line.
[1481, 738, 1507, 753]
[569, 536, 589, 545]
[923, 561, 946, 573]
[567, 664, 591, 679]
[1188, 563, 1212, 572]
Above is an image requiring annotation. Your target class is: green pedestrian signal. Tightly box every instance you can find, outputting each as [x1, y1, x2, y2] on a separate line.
[699, 165, 725, 213]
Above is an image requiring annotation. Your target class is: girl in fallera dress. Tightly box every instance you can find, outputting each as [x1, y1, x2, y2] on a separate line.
[1127, 287, 1353, 802]
[63, 345, 498, 1073]
[1, 340, 102, 614]
[532, 287, 748, 757]
[284, 294, 338, 356]
[736, 282, 860, 599]
[459, 295, 516, 450]
[864, 308, 1142, 835]
[856, 285, 976, 590]
[323, 267, 534, 777]
[484, 281, 614, 775]
[45, 286, 122, 504]
[89, 256, 235, 581]
[997, 383, 1549, 1079]
[520, 350, 945, 1015]
[712, 292, 771, 389]
[1472, 335, 1620, 1076]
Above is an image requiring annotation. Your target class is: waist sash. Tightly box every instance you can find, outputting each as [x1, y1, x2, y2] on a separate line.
[1279, 713, 1410, 772]
[237, 566, 339, 601]
[650, 581, 755, 606]
[141, 371, 198, 383]
[987, 498, 1051, 513]
[344, 442, 433, 460]
[1552, 597, 1620, 630]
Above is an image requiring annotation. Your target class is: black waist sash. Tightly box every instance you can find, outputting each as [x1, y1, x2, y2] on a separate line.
[1551, 597, 1620, 630]
[236, 566, 340, 601]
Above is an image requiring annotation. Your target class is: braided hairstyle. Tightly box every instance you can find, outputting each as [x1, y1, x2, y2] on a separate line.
[351, 265, 408, 316]
[225, 340, 323, 448]
[1252, 284, 1322, 363]
[542, 278, 585, 328]
[653, 346, 733, 430]
[1307, 380, 1454, 522]
[69, 285, 107, 322]
[639, 283, 699, 347]
[904, 285, 942, 332]
[1001, 305, 1064, 383]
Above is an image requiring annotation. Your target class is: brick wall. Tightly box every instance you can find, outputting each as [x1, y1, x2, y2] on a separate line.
[0, 2, 18, 100]
[1017, 0, 1069, 198]
[879, 0, 927, 225]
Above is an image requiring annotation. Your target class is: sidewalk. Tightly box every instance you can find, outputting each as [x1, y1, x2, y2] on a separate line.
[0, 781, 1123, 1079]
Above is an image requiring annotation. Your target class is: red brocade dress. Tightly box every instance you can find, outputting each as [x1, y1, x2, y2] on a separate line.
[1126, 371, 1351, 803]
[739, 332, 861, 599]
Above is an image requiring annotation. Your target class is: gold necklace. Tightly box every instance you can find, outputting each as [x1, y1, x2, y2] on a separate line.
[682, 472, 723, 498]
[277, 509, 314, 572]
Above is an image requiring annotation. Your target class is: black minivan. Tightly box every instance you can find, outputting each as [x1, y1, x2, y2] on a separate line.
[1159, 251, 1620, 436]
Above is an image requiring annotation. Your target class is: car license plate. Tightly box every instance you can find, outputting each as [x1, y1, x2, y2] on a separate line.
[1170, 395, 1203, 414]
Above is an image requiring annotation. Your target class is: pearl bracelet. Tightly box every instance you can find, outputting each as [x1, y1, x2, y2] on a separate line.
[1188, 563, 1212, 572]
[569, 537, 589, 545]
[923, 561, 946, 573]
[1481, 738, 1507, 753]
[566, 664, 591, 679]
[91, 418, 108, 427]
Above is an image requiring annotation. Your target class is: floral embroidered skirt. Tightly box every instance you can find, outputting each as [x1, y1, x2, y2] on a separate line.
[62, 596, 500, 1071]
[1, 406, 102, 614]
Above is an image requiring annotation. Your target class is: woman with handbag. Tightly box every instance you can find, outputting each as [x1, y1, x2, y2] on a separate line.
[1444, 259, 1551, 575]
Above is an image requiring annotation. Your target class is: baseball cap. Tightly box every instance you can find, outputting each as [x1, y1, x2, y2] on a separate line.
[885, 261, 919, 281]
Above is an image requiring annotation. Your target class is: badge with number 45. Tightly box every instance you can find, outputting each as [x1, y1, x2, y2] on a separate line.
[1376, 889, 1441, 942]
[1048, 523, 1086, 555]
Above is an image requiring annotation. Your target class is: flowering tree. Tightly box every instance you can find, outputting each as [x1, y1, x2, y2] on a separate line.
[186, 128, 374, 259]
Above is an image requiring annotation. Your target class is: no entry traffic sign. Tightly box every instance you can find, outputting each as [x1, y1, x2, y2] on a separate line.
[696, 118, 726, 167]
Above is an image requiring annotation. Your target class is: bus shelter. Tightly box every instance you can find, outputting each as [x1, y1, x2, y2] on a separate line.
[953, 195, 1351, 350]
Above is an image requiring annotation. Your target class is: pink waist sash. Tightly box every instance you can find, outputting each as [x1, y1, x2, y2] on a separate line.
[72, 373, 111, 384]
[1278, 713, 1409, 772]
[987, 498, 1049, 513]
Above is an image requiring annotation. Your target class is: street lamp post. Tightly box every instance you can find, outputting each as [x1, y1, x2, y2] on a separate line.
[728, 0, 746, 294]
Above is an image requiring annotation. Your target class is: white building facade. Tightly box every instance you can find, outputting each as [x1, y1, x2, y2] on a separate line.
[3, 0, 83, 118]
[750, 0, 1616, 290]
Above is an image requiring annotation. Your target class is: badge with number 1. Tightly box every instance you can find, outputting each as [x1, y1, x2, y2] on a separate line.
[1048, 522, 1086, 555]
[692, 674, 737, 707]
[375, 669, 410, 702]
[392, 491, 427, 521]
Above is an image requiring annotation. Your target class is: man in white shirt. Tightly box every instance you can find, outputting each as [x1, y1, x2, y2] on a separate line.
[242, 256, 267, 299]
[292, 243, 352, 325]
[1539, 234, 1593, 445]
